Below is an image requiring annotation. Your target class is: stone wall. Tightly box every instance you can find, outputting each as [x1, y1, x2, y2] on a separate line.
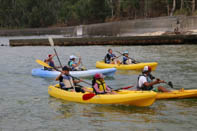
[1, 16, 197, 37]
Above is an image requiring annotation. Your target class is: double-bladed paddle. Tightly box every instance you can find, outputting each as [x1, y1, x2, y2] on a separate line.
[82, 85, 134, 101]
[115, 51, 139, 63]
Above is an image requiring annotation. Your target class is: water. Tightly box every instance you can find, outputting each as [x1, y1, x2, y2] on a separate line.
[0, 41, 197, 130]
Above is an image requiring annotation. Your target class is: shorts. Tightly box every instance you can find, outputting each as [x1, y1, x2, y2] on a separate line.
[60, 82, 85, 93]
[152, 87, 159, 92]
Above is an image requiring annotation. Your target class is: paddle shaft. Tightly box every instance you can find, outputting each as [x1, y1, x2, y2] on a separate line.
[48, 37, 63, 68]
[53, 48, 63, 68]
[115, 51, 139, 63]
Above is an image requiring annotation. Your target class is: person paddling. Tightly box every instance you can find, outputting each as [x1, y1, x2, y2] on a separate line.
[92, 73, 116, 94]
[68, 55, 81, 71]
[122, 51, 133, 64]
[104, 49, 120, 64]
[137, 66, 170, 92]
[44, 54, 58, 71]
[56, 66, 90, 93]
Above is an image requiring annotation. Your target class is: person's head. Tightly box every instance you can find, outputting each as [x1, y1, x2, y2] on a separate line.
[62, 66, 70, 75]
[48, 54, 53, 61]
[69, 55, 77, 61]
[123, 51, 129, 57]
[108, 49, 112, 54]
[142, 66, 152, 74]
[94, 73, 104, 81]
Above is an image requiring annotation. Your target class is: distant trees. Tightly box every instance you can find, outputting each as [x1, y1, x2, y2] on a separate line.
[0, 0, 196, 28]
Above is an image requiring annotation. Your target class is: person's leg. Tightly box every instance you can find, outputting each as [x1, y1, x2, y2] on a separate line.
[158, 86, 171, 92]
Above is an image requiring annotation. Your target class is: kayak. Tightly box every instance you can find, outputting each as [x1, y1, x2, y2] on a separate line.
[48, 85, 157, 107]
[156, 88, 197, 99]
[96, 61, 158, 70]
[32, 68, 116, 78]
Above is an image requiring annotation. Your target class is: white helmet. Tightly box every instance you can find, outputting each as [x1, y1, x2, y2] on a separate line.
[70, 55, 77, 60]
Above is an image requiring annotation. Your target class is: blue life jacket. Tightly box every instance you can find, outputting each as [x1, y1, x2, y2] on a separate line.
[104, 53, 116, 64]
[44, 60, 55, 71]
[123, 56, 128, 64]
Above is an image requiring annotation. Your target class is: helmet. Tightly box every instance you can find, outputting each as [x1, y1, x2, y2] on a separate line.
[48, 54, 52, 57]
[123, 50, 129, 54]
[94, 73, 104, 79]
[143, 66, 152, 72]
[69, 55, 77, 60]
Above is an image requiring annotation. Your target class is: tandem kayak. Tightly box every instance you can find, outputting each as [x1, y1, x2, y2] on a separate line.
[96, 61, 158, 70]
[156, 89, 197, 99]
[48, 85, 157, 107]
[32, 68, 116, 78]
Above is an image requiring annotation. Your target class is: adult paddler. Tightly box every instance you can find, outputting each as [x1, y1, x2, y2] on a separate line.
[137, 66, 170, 92]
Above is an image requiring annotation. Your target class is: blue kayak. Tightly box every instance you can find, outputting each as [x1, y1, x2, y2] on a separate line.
[32, 68, 116, 78]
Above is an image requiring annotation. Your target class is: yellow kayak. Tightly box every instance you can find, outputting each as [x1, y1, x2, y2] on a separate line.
[96, 61, 158, 70]
[156, 88, 197, 99]
[48, 85, 157, 107]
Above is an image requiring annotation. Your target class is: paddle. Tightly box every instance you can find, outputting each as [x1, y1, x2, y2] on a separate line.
[82, 85, 134, 101]
[115, 51, 139, 63]
[164, 81, 173, 88]
[48, 37, 63, 68]
[155, 78, 173, 88]
[36, 59, 92, 85]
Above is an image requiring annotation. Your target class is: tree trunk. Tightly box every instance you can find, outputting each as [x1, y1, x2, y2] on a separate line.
[170, 0, 176, 16]
[180, 0, 184, 10]
[192, 0, 195, 14]
[166, 0, 170, 16]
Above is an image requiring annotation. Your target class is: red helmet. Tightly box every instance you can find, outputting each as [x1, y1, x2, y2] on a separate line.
[94, 73, 104, 79]
[48, 54, 52, 57]
[143, 66, 152, 72]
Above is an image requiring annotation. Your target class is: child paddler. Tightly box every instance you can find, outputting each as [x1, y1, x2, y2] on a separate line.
[92, 73, 116, 94]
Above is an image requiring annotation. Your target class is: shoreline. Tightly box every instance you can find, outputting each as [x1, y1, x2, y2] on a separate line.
[9, 34, 197, 46]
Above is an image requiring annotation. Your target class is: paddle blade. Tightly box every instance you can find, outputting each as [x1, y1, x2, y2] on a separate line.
[122, 86, 133, 90]
[48, 37, 54, 46]
[82, 93, 95, 100]
[168, 81, 173, 88]
[36, 59, 52, 68]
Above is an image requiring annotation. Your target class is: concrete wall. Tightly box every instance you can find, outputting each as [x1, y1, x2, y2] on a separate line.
[1, 16, 197, 37]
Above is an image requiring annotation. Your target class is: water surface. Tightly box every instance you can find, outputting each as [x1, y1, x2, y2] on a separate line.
[0, 43, 197, 131]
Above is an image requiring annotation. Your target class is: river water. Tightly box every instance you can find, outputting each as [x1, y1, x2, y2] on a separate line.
[0, 37, 197, 130]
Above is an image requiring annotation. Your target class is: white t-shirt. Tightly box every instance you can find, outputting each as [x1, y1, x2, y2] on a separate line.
[138, 76, 147, 87]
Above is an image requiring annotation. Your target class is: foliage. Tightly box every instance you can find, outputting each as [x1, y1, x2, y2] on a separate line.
[0, 0, 196, 28]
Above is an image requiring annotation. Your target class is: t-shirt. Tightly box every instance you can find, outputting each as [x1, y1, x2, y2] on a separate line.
[138, 76, 147, 87]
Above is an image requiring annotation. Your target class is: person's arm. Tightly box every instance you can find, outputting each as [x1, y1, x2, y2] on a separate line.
[73, 79, 83, 84]
[45, 54, 56, 62]
[56, 74, 62, 81]
[105, 85, 112, 93]
[143, 79, 163, 87]
[76, 57, 81, 66]
[93, 83, 104, 93]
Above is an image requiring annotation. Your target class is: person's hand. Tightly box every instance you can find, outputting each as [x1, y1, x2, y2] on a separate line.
[159, 80, 165, 83]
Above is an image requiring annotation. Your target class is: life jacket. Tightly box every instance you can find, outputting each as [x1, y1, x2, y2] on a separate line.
[92, 79, 107, 94]
[137, 73, 153, 90]
[123, 56, 132, 64]
[44, 60, 55, 71]
[68, 60, 78, 71]
[104, 53, 116, 64]
[62, 75, 75, 89]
